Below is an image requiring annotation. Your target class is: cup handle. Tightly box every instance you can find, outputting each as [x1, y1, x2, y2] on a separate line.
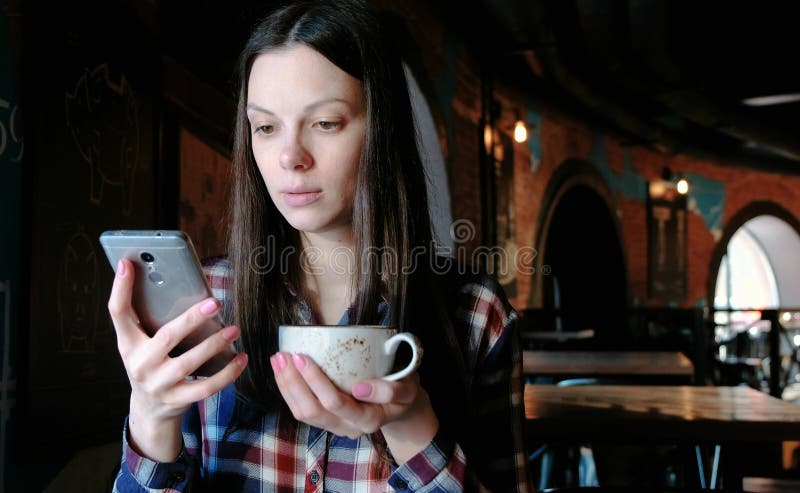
[382, 333, 423, 382]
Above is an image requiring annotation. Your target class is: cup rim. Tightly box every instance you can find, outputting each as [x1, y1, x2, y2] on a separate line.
[278, 324, 394, 330]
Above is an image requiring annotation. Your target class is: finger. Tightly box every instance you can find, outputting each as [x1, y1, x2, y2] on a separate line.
[146, 297, 223, 361]
[161, 325, 242, 382]
[171, 352, 249, 404]
[352, 373, 419, 405]
[271, 353, 305, 419]
[272, 353, 351, 433]
[291, 354, 383, 433]
[272, 353, 326, 418]
[107, 259, 148, 350]
[293, 354, 362, 415]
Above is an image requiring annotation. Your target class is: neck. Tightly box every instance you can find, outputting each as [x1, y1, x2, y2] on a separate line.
[299, 229, 357, 321]
[300, 227, 355, 256]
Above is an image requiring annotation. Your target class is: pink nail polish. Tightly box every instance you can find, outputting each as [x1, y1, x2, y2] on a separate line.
[221, 325, 240, 341]
[292, 353, 306, 369]
[200, 298, 219, 315]
[352, 382, 372, 398]
[117, 259, 126, 276]
[275, 353, 287, 371]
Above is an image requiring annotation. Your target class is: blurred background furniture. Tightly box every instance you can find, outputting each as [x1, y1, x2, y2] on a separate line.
[711, 308, 800, 399]
[523, 350, 694, 385]
[519, 307, 708, 385]
[524, 385, 800, 492]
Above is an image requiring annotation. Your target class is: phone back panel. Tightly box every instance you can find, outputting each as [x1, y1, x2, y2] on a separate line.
[99, 230, 220, 332]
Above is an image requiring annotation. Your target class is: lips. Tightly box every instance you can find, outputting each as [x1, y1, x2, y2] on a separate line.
[282, 190, 322, 206]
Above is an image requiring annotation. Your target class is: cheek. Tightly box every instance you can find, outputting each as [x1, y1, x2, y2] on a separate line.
[332, 159, 359, 201]
[337, 137, 362, 190]
[251, 148, 277, 185]
[253, 165, 282, 208]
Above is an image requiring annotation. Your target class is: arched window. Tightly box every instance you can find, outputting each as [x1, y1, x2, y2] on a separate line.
[713, 215, 799, 349]
[714, 225, 780, 312]
[712, 215, 800, 398]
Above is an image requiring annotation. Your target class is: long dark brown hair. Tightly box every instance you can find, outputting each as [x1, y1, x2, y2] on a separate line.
[227, 0, 468, 433]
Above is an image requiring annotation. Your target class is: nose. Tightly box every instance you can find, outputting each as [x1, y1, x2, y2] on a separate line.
[279, 133, 313, 171]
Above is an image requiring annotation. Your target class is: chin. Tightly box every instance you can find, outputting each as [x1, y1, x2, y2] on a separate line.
[285, 215, 351, 238]
[283, 215, 330, 235]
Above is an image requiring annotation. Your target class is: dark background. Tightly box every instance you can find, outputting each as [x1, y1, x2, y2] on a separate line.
[5, 0, 800, 491]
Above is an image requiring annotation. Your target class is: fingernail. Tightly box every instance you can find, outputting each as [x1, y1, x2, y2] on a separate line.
[222, 326, 240, 341]
[117, 259, 126, 277]
[292, 353, 306, 370]
[200, 298, 219, 315]
[237, 353, 248, 367]
[269, 355, 278, 372]
[352, 382, 372, 398]
[275, 353, 287, 371]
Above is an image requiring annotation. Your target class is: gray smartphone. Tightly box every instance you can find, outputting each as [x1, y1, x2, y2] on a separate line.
[99, 230, 235, 376]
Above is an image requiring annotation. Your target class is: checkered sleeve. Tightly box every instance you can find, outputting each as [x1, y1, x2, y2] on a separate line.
[388, 429, 467, 492]
[112, 411, 201, 493]
[456, 275, 532, 492]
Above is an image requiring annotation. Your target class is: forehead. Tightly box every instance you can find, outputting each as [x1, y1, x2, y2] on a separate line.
[247, 44, 363, 111]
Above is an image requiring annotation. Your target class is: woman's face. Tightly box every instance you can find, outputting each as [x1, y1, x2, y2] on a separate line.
[247, 44, 365, 238]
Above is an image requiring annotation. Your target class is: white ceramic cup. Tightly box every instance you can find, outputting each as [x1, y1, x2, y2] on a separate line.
[278, 325, 423, 392]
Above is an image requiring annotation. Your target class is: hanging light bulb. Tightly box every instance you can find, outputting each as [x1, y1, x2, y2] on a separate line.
[676, 176, 689, 194]
[514, 119, 527, 143]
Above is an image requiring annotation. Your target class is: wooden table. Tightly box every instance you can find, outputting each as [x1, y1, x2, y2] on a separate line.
[523, 350, 694, 377]
[524, 385, 800, 490]
[521, 329, 595, 341]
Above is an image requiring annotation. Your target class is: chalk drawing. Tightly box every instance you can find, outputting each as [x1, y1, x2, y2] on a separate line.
[57, 231, 99, 353]
[65, 63, 140, 215]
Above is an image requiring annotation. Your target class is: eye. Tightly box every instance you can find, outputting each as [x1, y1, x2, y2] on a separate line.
[253, 124, 275, 135]
[314, 120, 342, 131]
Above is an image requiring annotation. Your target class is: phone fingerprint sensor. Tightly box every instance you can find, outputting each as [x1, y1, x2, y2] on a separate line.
[148, 271, 165, 285]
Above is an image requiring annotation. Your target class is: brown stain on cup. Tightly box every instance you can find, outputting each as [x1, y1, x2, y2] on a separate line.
[321, 336, 371, 383]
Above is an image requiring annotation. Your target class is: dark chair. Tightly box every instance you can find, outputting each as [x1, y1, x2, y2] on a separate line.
[533, 378, 610, 490]
[532, 378, 694, 491]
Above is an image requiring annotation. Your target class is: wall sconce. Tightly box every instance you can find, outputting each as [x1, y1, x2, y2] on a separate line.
[513, 109, 531, 143]
[514, 119, 527, 143]
[676, 176, 689, 195]
[484, 102, 534, 151]
[657, 166, 690, 196]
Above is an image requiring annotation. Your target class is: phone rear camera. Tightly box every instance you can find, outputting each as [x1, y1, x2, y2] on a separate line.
[140, 252, 155, 263]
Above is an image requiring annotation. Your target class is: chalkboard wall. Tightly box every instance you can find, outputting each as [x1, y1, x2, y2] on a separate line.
[19, 2, 159, 460]
[1, 0, 24, 489]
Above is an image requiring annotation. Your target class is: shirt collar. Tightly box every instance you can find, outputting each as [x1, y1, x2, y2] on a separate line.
[285, 277, 391, 326]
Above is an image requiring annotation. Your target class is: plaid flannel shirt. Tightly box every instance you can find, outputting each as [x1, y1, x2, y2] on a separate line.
[113, 257, 531, 492]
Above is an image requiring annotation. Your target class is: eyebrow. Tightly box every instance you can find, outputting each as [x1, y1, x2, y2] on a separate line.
[246, 98, 353, 115]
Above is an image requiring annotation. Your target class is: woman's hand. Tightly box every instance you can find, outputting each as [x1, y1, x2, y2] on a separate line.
[108, 259, 249, 461]
[271, 352, 439, 463]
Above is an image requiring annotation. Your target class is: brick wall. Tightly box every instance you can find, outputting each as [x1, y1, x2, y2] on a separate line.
[388, 0, 800, 311]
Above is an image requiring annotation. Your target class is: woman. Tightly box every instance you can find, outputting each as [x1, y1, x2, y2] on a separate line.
[110, 0, 530, 491]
